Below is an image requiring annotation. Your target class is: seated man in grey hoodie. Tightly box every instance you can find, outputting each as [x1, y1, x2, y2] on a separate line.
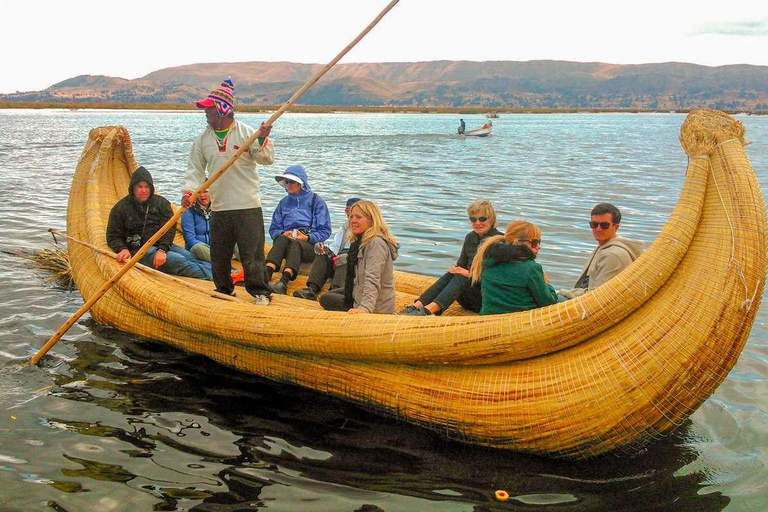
[558, 203, 644, 300]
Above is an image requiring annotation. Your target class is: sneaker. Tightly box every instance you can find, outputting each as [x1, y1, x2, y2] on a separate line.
[399, 305, 432, 316]
[252, 294, 270, 306]
[293, 287, 318, 300]
[270, 281, 288, 295]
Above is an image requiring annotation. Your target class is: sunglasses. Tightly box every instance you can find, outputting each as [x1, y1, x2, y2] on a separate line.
[589, 221, 614, 230]
[520, 239, 541, 247]
[469, 216, 489, 223]
[279, 178, 299, 187]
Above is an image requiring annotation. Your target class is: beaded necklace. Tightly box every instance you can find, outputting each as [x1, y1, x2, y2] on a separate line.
[214, 122, 233, 152]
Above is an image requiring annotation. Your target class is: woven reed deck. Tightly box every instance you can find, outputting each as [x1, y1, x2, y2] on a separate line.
[66, 110, 767, 458]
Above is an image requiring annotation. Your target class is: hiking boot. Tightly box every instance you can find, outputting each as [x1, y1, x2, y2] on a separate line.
[293, 287, 318, 300]
[252, 294, 270, 306]
[398, 305, 432, 316]
[270, 281, 288, 295]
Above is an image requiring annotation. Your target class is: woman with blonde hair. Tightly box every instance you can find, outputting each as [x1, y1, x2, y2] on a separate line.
[400, 199, 501, 316]
[319, 200, 400, 314]
[470, 220, 558, 315]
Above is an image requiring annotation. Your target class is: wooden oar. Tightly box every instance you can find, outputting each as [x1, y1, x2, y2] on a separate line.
[30, 0, 400, 365]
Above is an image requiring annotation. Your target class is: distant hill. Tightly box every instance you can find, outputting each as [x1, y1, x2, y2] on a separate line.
[4, 60, 768, 111]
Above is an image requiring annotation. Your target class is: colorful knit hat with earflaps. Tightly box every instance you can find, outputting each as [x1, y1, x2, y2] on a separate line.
[196, 77, 236, 117]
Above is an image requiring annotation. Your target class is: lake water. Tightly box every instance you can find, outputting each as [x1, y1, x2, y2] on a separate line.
[1, 110, 767, 511]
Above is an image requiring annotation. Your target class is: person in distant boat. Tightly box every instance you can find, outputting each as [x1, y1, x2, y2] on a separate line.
[107, 166, 213, 280]
[180, 190, 212, 262]
[319, 200, 399, 314]
[265, 165, 332, 295]
[293, 196, 361, 301]
[181, 78, 274, 304]
[458, 119, 466, 135]
[557, 203, 644, 300]
[469, 220, 558, 315]
[399, 199, 502, 316]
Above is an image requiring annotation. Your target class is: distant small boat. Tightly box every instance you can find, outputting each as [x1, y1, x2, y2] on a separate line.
[486, 113, 499, 118]
[463, 123, 493, 137]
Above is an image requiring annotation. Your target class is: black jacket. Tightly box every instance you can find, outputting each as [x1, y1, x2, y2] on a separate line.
[483, 241, 535, 267]
[456, 227, 503, 269]
[106, 166, 175, 255]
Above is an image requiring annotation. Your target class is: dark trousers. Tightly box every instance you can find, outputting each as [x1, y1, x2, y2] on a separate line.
[319, 288, 347, 311]
[210, 208, 269, 296]
[418, 272, 482, 313]
[266, 235, 314, 278]
[307, 253, 333, 289]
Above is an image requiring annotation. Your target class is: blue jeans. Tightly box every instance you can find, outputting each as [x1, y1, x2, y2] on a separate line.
[140, 245, 212, 280]
[418, 272, 482, 313]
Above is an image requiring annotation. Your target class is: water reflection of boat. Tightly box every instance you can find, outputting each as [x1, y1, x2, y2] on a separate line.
[65, 110, 765, 459]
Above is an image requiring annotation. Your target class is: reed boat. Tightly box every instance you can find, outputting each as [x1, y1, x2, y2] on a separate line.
[66, 110, 766, 459]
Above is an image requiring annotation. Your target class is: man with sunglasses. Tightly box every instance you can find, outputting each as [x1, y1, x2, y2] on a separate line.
[557, 203, 644, 300]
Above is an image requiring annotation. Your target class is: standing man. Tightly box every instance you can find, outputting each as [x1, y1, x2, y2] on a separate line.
[557, 203, 644, 300]
[182, 78, 274, 304]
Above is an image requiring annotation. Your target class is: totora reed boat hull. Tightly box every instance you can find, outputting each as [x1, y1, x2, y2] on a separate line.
[65, 110, 766, 459]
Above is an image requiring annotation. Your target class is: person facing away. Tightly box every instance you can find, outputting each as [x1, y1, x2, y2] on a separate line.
[180, 190, 212, 262]
[399, 199, 502, 316]
[458, 118, 466, 135]
[181, 77, 274, 304]
[265, 165, 332, 294]
[319, 200, 399, 314]
[557, 203, 644, 300]
[293, 196, 361, 301]
[470, 220, 558, 315]
[107, 166, 212, 280]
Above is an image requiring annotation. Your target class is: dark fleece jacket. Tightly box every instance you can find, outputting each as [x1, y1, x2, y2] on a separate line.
[483, 241, 536, 265]
[106, 166, 176, 255]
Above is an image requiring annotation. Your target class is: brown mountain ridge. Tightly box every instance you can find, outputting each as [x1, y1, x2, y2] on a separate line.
[3, 60, 768, 111]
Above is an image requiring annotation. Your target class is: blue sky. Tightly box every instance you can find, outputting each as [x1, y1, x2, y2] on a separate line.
[2, 0, 768, 94]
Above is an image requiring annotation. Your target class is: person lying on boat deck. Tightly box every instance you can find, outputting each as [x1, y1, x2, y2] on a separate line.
[319, 200, 400, 314]
[557, 203, 644, 300]
[294, 196, 361, 301]
[469, 220, 558, 315]
[107, 166, 213, 280]
[181, 77, 274, 304]
[399, 199, 502, 316]
[458, 119, 466, 135]
[265, 165, 332, 295]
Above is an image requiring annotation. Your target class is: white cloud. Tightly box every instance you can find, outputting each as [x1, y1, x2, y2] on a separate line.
[691, 18, 768, 36]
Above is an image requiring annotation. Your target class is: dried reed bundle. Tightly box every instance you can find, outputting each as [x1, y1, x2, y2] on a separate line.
[18, 245, 74, 290]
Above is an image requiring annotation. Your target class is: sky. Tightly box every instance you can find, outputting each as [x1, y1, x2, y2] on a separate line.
[2, 0, 768, 94]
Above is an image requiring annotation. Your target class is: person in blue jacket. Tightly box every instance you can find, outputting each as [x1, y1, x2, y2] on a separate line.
[180, 190, 212, 262]
[266, 165, 332, 294]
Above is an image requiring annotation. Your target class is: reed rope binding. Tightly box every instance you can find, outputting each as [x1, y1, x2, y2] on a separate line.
[30, 0, 401, 365]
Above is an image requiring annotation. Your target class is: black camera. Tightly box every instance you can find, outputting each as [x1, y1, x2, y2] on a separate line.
[127, 234, 142, 251]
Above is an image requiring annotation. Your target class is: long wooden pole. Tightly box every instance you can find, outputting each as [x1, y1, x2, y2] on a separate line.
[31, 0, 400, 365]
